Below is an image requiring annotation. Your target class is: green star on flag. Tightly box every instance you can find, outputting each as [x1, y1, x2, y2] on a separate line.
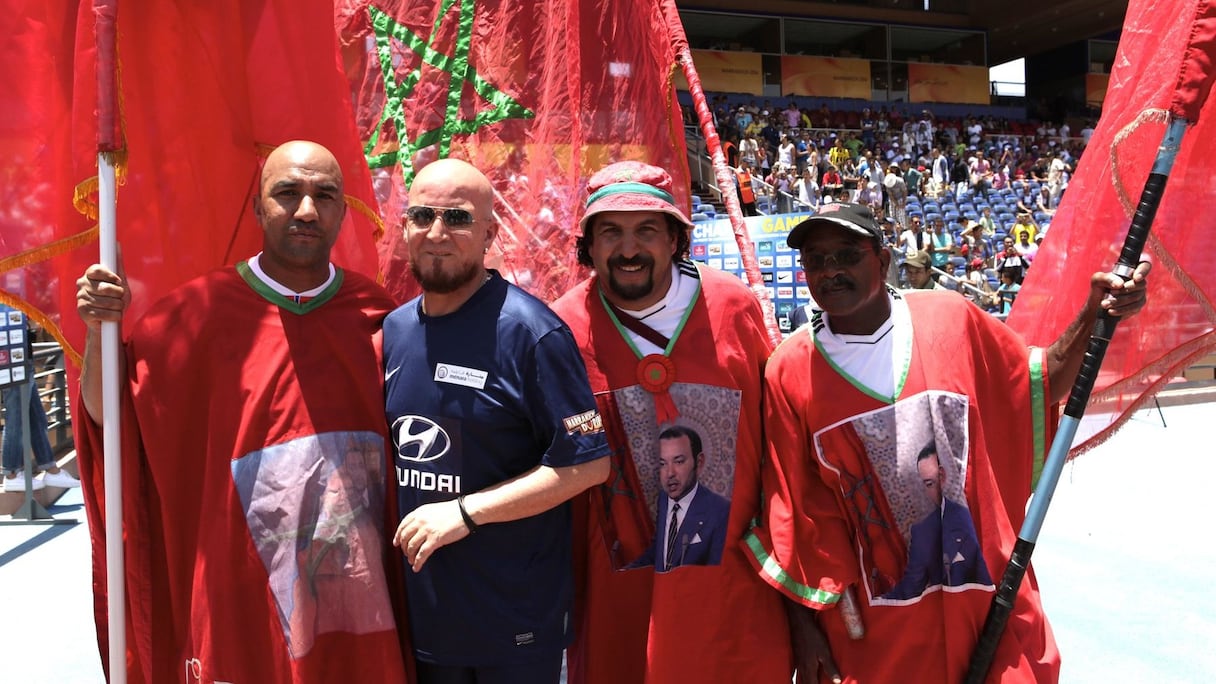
[365, 0, 534, 184]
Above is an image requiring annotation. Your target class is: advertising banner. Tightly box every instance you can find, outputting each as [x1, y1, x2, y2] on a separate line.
[908, 63, 989, 104]
[690, 213, 812, 334]
[780, 55, 871, 99]
[675, 50, 764, 95]
[1085, 73, 1110, 108]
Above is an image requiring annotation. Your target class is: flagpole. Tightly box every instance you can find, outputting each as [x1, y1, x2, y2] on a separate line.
[660, 5, 780, 347]
[94, 0, 126, 681]
[965, 106, 1209, 684]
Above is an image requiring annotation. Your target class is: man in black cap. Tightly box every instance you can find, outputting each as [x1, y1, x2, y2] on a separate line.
[743, 202, 1151, 682]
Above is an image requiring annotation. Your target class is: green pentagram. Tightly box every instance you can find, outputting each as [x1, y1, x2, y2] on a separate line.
[365, 1, 534, 184]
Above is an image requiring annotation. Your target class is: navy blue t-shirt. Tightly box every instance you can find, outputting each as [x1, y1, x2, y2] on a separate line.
[383, 271, 609, 666]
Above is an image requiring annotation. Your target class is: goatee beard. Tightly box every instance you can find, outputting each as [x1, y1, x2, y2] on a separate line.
[411, 259, 481, 295]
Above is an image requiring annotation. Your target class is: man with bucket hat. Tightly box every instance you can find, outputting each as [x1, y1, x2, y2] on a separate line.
[551, 161, 792, 683]
[743, 202, 1150, 682]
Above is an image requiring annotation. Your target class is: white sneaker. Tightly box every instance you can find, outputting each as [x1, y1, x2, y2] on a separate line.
[3, 474, 45, 492]
[41, 470, 81, 489]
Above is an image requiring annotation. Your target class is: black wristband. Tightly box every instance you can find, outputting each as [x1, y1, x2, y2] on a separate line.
[457, 495, 478, 533]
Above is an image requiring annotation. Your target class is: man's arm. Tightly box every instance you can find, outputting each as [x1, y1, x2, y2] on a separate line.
[785, 598, 842, 684]
[75, 263, 131, 425]
[394, 456, 609, 572]
[1045, 262, 1150, 404]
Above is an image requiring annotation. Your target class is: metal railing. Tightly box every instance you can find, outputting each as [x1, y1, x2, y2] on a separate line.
[1, 342, 73, 454]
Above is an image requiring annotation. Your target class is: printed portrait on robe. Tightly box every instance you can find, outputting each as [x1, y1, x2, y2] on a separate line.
[813, 390, 994, 604]
[594, 382, 740, 571]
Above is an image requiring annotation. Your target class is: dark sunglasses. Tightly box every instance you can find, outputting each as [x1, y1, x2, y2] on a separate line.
[405, 205, 477, 228]
[800, 247, 867, 272]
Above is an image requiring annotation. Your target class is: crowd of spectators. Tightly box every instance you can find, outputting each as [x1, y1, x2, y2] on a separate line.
[690, 94, 1094, 314]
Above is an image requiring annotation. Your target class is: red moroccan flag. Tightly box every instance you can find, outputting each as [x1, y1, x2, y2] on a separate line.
[17, 0, 388, 367]
[1008, 0, 1216, 454]
[11, 1, 394, 679]
[335, 0, 691, 304]
[0, 1, 89, 356]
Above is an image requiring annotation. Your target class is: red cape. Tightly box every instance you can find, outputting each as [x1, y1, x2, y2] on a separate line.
[76, 267, 413, 683]
[552, 265, 792, 683]
[747, 291, 1060, 683]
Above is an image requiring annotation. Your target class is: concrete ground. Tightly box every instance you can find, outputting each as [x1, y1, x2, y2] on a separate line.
[1, 401, 1212, 683]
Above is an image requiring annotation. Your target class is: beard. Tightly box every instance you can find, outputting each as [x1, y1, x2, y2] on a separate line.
[605, 254, 657, 301]
[410, 257, 482, 294]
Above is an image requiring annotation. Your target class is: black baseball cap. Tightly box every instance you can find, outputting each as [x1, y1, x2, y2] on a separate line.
[787, 202, 884, 249]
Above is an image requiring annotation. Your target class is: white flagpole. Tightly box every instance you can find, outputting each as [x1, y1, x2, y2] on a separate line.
[98, 151, 126, 684]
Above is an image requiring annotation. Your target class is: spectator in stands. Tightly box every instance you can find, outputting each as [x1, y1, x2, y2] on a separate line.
[964, 257, 995, 311]
[1037, 185, 1057, 216]
[772, 168, 794, 214]
[989, 267, 1021, 314]
[844, 131, 864, 161]
[1014, 230, 1039, 262]
[761, 115, 780, 152]
[755, 142, 771, 177]
[735, 160, 759, 217]
[734, 106, 752, 132]
[795, 131, 811, 173]
[902, 160, 925, 199]
[978, 206, 997, 236]
[995, 236, 1030, 283]
[928, 147, 950, 197]
[966, 117, 983, 147]
[902, 251, 943, 290]
[828, 136, 851, 171]
[783, 101, 801, 129]
[794, 166, 820, 211]
[821, 164, 843, 198]
[968, 149, 992, 200]
[1047, 149, 1072, 204]
[777, 134, 796, 171]
[951, 151, 971, 201]
[739, 133, 758, 169]
[882, 164, 908, 228]
[1011, 212, 1039, 245]
[927, 217, 953, 272]
[898, 216, 928, 257]
[860, 107, 876, 148]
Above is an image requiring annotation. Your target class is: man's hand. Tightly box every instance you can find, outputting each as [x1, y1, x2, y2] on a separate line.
[1088, 260, 1151, 318]
[76, 263, 130, 329]
[393, 499, 471, 573]
[786, 599, 842, 684]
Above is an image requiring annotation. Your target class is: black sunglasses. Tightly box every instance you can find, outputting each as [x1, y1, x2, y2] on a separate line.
[800, 247, 867, 272]
[405, 205, 477, 228]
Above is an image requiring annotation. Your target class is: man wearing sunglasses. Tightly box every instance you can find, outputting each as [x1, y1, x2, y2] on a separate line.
[550, 161, 791, 684]
[74, 140, 410, 683]
[383, 158, 610, 684]
[744, 201, 1150, 683]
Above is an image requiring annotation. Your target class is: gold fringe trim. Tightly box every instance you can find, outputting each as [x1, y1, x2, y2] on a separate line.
[0, 227, 99, 274]
[345, 194, 385, 243]
[0, 290, 82, 369]
[1109, 108, 1170, 217]
[72, 155, 129, 220]
[1148, 232, 1216, 322]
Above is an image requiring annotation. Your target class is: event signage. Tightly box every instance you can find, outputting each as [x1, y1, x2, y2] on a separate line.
[689, 212, 813, 334]
[0, 306, 31, 391]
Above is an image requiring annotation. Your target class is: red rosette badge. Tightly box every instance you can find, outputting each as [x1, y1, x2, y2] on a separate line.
[636, 353, 679, 424]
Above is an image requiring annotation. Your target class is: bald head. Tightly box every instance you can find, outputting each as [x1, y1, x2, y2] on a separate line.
[409, 158, 493, 215]
[261, 140, 343, 198]
[254, 140, 346, 291]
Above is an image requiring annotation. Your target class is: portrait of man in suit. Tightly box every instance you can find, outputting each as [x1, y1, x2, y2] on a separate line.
[883, 443, 993, 600]
[630, 425, 730, 572]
